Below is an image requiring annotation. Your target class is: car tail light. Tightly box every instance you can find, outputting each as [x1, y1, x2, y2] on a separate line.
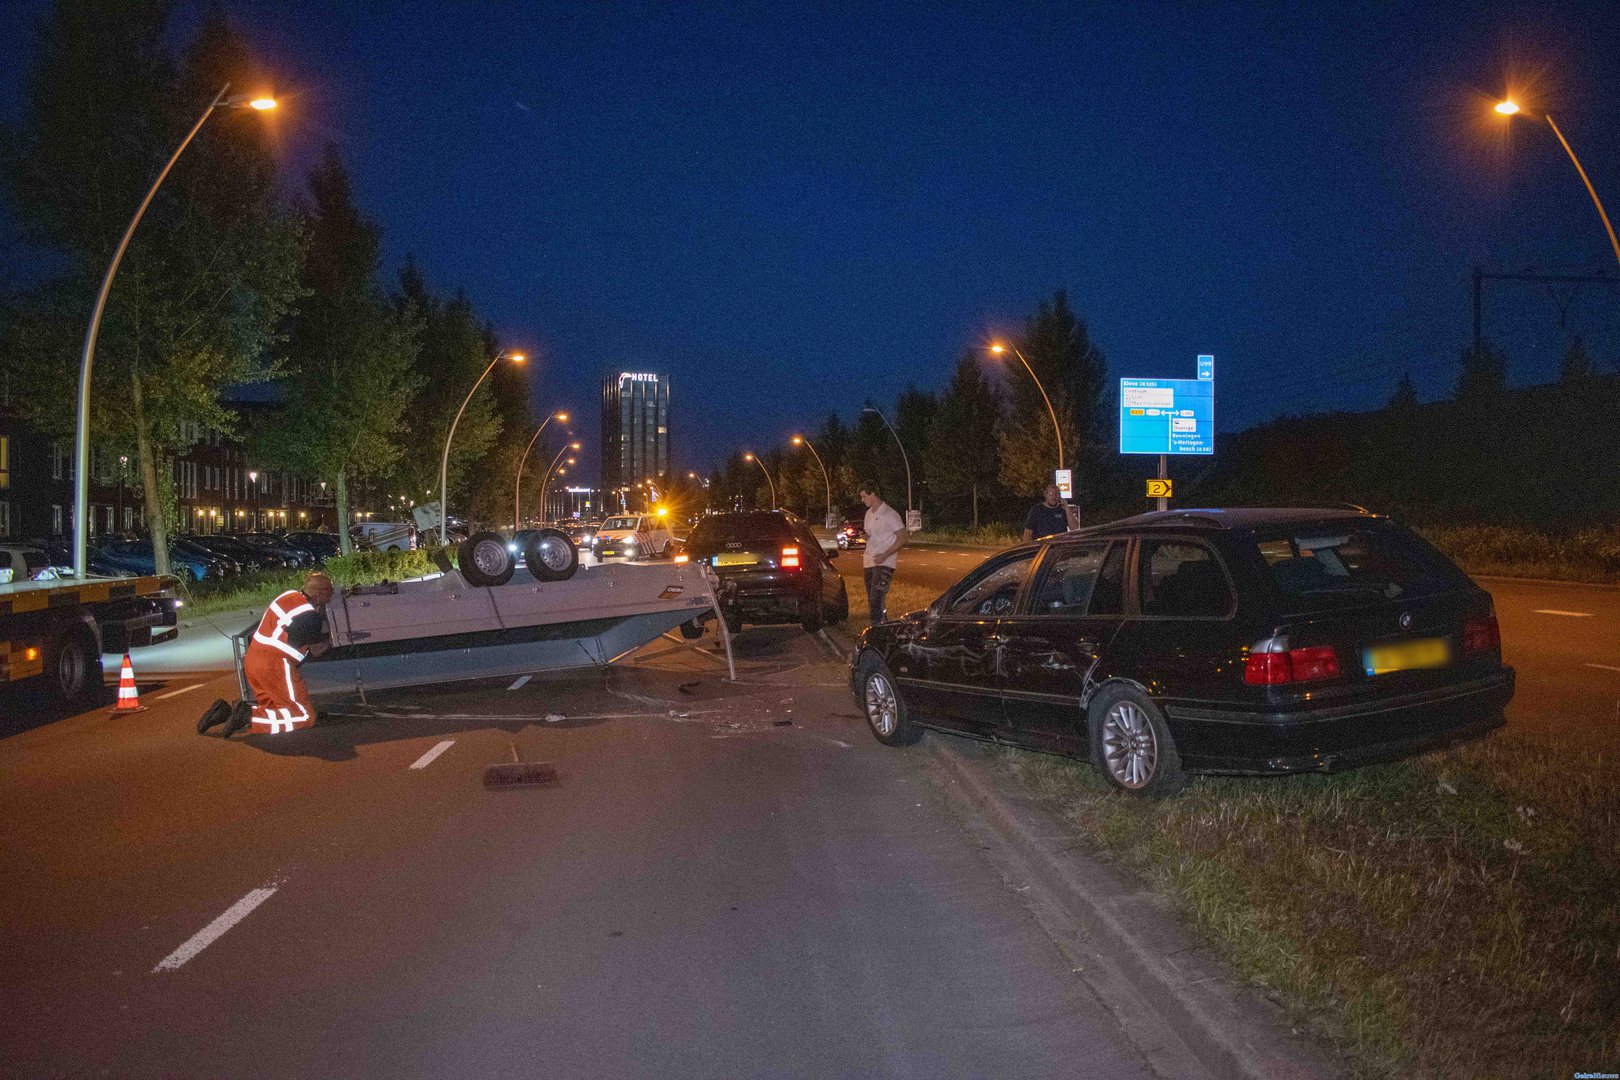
[1243, 638, 1340, 685]
[1461, 613, 1500, 652]
[780, 546, 800, 568]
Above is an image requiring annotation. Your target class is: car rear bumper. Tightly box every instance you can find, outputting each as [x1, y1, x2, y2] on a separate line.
[715, 576, 814, 625]
[1164, 668, 1514, 775]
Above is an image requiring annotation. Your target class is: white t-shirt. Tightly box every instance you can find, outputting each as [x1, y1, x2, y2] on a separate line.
[863, 501, 906, 570]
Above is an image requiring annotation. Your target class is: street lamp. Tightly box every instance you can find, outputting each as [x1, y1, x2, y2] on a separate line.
[990, 343, 1064, 473]
[742, 453, 778, 509]
[539, 441, 581, 524]
[248, 470, 259, 531]
[1494, 98, 1620, 271]
[73, 86, 278, 578]
[439, 350, 525, 542]
[860, 407, 913, 514]
[514, 409, 569, 528]
[791, 434, 832, 525]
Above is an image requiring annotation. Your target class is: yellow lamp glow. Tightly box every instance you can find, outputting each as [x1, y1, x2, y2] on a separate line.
[249, 97, 277, 111]
[1495, 99, 1520, 116]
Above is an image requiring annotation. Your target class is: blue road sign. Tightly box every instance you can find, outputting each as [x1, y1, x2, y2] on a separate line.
[1119, 361, 1216, 456]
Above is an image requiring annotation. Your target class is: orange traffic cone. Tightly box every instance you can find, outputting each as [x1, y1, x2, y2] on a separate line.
[111, 653, 146, 714]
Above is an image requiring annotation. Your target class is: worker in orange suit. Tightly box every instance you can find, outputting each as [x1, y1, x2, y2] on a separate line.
[231, 571, 334, 735]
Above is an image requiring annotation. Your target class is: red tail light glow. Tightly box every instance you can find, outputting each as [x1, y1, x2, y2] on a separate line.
[1461, 613, 1500, 652]
[1244, 640, 1340, 685]
[780, 546, 800, 568]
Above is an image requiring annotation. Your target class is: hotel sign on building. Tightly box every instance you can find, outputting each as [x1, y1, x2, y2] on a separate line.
[600, 371, 670, 496]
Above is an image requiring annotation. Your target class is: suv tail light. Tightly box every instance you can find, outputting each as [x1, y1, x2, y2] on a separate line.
[1461, 612, 1500, 652]
[780, 546, 801, 569]
[1243, 638, 1341, 685]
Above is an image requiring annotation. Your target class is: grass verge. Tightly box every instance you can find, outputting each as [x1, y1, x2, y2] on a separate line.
[989, 736, 1620, 1078]
[1418, 523, 1620, 585]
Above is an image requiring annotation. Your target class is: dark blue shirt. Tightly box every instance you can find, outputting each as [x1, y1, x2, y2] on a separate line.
[1024, 502, 1070, 540]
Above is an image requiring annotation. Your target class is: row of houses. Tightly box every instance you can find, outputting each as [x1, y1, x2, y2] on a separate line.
[0, 392, 355, 542]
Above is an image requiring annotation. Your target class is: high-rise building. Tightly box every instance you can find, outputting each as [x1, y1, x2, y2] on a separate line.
[600, 371, 670, 506]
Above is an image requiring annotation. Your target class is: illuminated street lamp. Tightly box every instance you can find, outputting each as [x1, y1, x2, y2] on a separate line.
[1494, 98, 1620, 270]
[439, 350, 524, 542]
[860, 407, 912, 514]
[514, 409, 569, 528]
[743, 452, 777, 509]
[791, 434, 832, 524]
[539, 441, 582, 523]
[989, 343, 1064, 473]
[73, 87, 278, 578]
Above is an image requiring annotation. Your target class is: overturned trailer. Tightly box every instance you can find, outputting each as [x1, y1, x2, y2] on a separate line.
[232, 555, 722, 701]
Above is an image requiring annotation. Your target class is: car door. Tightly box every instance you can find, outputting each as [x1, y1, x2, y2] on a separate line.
[1103, 536, 1239, 708]
[997, 540, 1128, 752]
[894, 549, 1038, 735]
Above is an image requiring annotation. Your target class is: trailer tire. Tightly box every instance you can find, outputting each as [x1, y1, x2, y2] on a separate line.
[458, 531, 516, 587]
[523, 529, 579, 582]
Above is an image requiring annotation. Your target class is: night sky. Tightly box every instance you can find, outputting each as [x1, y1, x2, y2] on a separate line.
[4, 1, 1619, 482]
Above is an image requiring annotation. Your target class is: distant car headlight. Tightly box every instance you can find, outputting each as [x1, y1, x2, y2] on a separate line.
[507, 542, 518, 553]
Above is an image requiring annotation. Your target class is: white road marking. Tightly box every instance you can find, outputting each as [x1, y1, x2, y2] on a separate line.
[152, 886, 278, 972]
[1583, 663, 1620, 674]
[1534, 609, 1593, 617]
[507, 675, 532, 691]
[153, 683, 206, 701]
[409, 740, 455, 770]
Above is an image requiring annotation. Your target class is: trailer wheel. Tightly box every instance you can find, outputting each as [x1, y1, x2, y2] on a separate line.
[45, 628, 102, 707]
[458, 531, 516, 587]
[523, 529, 579, 582]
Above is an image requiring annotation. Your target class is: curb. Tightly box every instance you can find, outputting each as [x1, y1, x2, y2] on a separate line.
[929, 738, 1338, 1080]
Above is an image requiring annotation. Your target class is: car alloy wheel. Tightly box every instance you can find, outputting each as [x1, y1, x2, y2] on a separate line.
[1101, 699, 1160, 788]
[865, 670, 898, 738]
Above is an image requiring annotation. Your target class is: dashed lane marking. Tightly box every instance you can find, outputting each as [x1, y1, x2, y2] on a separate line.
[508, 675, 532, 691]
[1583, 663, 1620, 673]
[153, 885, 279, 972]
[409, 740, 456, 770]
[153, 682, 206, 701]
[1534, 609, 1593, 617]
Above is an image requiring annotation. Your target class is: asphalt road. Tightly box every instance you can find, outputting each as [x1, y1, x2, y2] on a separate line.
[833, 542, 1620, 757]
[2, 626, 1158, 1080]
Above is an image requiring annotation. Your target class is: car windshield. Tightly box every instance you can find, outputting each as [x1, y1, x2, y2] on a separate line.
[601, 517, 639, 531]
[1251, 520, 1470, 609]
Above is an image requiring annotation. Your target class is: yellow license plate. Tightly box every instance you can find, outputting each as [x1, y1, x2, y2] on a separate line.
[714, 552, 758, 567]
[1363, 638, 1451, 676]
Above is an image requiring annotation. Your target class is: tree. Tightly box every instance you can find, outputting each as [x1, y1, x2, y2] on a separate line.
[924, 353, 1004, 528]
[256, 145, 420, 555]
[1387, 372, 1417, 410]
[1456, 340, 1507, 403]
[1560, 337, 1595, 383]
[390, 262, 505, 523]
[3, 2, 303, 572]
[997, 290, 1101, 496]
[894, 385, 937, 513]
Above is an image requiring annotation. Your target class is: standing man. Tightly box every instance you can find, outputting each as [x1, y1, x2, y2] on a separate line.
[204, 571, 335, 736]
[859, 481, 907, 625]
[1022, 483, 1077, 543]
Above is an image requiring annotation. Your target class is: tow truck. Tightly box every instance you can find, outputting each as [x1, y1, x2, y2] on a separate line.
[0, 548, 180, 707]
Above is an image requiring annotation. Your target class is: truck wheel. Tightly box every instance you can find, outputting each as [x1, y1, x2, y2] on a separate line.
[46, 629, 102, 707]
[523, 529, 578, 582]
[458, 531, 516, 587]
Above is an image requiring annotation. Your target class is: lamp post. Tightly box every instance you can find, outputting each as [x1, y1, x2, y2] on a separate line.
[514, 409, 569, 528]
[743, 453, 777, 509]
[860, 407, 913, 514]
[248, 470, 259, 531]
[116, 455, 128, 535]
[1494, 99, 1620, 271]
[990, 343, 1064, 473]
[73, 86, 277, 578]
[791, 434, 832, 525]
[539, 441, 581, 523]
[439, 350, 524, 542]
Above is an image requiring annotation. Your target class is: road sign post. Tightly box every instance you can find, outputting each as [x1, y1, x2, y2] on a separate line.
[1054, 469, 1072, 499]
[1120, 354, 1214, 513]
[1146, 476, 1173, 501]
[1156, 458, 1169, 509]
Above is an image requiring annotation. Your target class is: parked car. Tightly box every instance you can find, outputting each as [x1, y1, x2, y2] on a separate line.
[590, 513, 675, 561]
[97, 538, 223, 583]
[182, 533, 294, 571]
[240, 532, 316, 567]
[285, 531, 341, 561]
[40, 542, 134, 580]
[849, 507, 1514, 797]
[835, 517, 866, 550]
[678, 509, 849, 635]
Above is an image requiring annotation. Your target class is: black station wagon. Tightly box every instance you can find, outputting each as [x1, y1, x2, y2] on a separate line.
[849, 508, 1514, 796]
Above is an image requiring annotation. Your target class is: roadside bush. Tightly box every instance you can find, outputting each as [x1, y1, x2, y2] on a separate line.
[324, 545, 448, 586]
